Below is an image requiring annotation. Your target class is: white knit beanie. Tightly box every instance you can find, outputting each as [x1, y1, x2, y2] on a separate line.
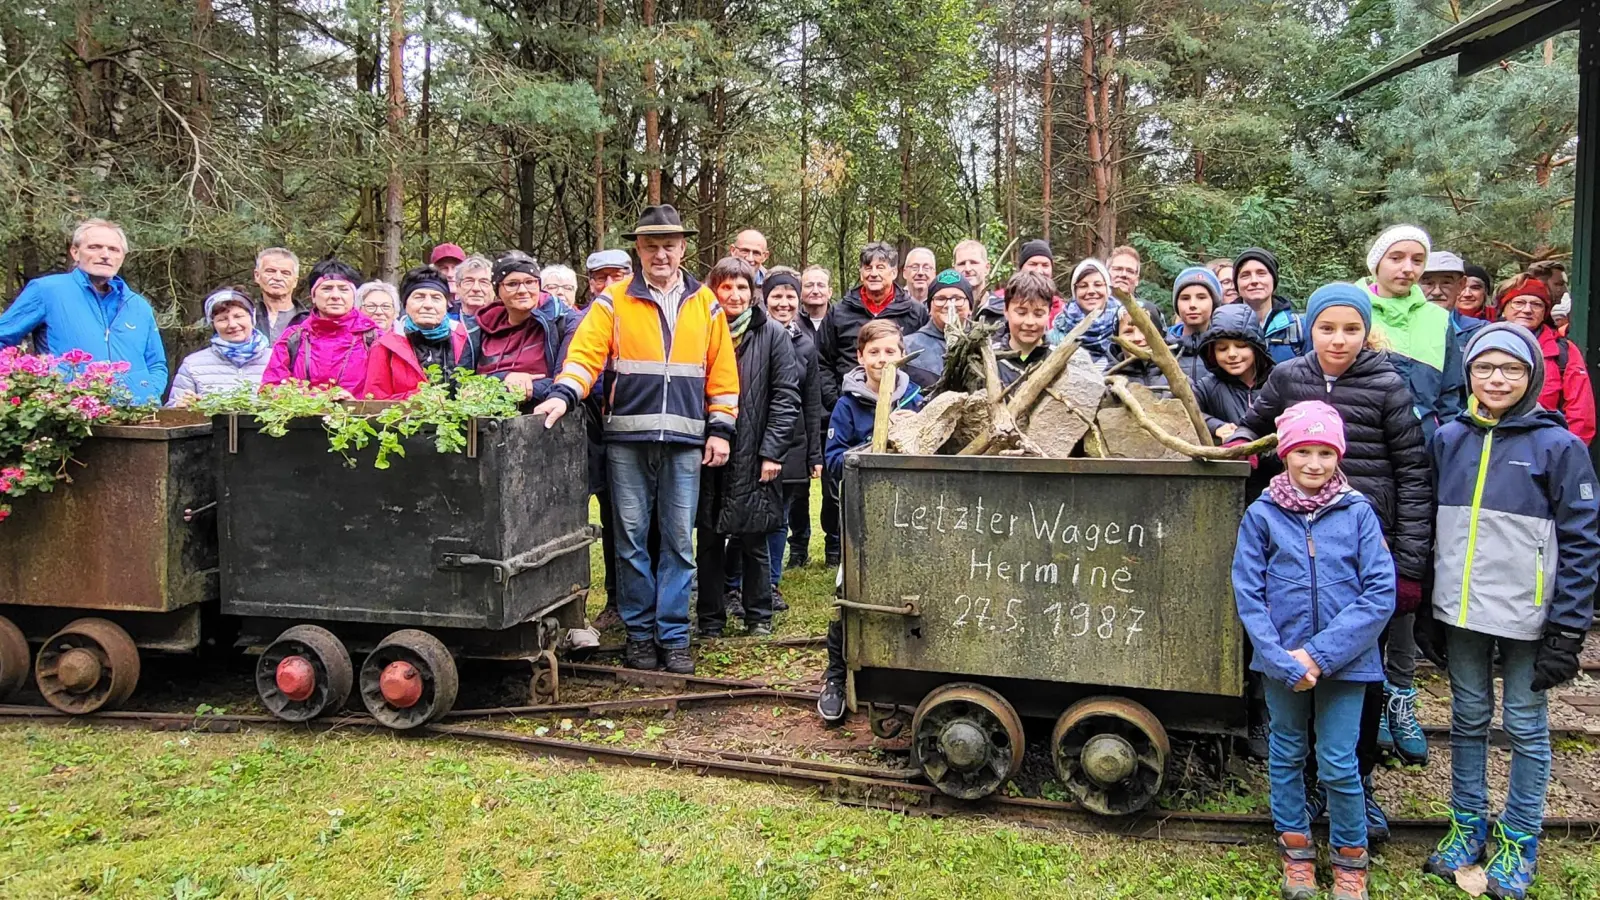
[1070, 258, 1112, 294]
[1366, 225, 1432, 275]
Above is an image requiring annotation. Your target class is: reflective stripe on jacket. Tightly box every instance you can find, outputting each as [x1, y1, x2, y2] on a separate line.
[552, 270, 739, 446]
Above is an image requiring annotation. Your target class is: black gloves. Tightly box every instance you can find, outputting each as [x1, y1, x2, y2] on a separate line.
[1414, 614, 1448, 668]
[1530, 627, 1587, 693]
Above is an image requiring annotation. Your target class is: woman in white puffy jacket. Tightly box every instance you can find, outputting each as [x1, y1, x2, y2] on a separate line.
[166, 289, 270, 405]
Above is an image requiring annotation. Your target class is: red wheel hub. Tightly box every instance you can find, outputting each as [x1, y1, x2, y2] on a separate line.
[379, 660, 422, 708]
[275, 655, 317, 702]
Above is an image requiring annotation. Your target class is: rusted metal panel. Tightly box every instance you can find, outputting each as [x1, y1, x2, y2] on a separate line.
[0, 411, 217, 614]
[842, 453, 1248, 698]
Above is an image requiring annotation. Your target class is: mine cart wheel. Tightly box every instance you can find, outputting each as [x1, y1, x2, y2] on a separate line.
[911, 682, 1025, 800]
[359, 630, 459, 730]
[35, 618, 140, 714]
[0, 616, 29, 700]
[1052, 696, 1170, 816]
[257, 625, 353, 722]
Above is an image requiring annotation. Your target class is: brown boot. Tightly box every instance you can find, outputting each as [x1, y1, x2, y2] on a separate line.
[1331, 846, 1369, 900]
[1278, 832, 1318, 900]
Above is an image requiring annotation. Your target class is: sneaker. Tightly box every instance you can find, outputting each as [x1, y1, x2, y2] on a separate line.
[1277, 832, 1318, 900]
[1387, 685, 1428, 765]
[1246, 720, 1270, 761]
[1424, 808, 1489, 881]
[746, 621, 772, 638]
[1483, 821, 1538, 899]
[593, 605, 623, 631]
[696, 623, 724, 639]
[817, 679, 846, 724]
[661, 647, 695, 675]
[723, 589, 745, 622]
[1330, 846, 1369, 900]
[624, 639, 659, 670]
[1377, 681, 1395, 756]
[770, 587, 789, 612]
[1305, 773, 1328, 823]
[1363, 776, 1391, 844]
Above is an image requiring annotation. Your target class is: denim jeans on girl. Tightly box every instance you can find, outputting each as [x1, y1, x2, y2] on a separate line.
[1446, 625, 1551, 834]
[1264, 679, 1369, 848]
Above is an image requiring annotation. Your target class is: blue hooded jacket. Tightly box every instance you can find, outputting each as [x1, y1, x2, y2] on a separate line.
[1232, 489, 1396, 688]
[0, 269, 167, 404]
[824, 365, 924, 476]
[1429, 322, 1600, 640]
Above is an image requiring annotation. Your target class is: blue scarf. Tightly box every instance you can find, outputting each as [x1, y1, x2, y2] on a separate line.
[211, 330, 268, 368]
[1047, 298, 1120, 358]
[401, 315, 454, 343]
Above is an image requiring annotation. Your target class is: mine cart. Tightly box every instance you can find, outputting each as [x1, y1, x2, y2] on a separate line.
[217, 412, 592, 729]
[0, 411, 218, 713]
[840, 453, 1250, 815]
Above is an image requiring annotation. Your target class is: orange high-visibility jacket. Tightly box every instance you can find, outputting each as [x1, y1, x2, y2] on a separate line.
[551, 270, 739, 445]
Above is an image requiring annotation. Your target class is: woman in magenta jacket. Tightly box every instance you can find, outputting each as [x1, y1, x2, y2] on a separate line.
[262, 259, 378, 395]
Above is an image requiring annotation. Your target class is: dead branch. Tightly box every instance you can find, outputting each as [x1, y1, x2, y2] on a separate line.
[870, 360, 900, 453]
[1105, 377, 1276, 460]
[1110, 289, 1213, 446]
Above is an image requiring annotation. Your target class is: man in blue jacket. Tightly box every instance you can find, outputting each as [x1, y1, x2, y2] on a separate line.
[0, 219, 166, 404]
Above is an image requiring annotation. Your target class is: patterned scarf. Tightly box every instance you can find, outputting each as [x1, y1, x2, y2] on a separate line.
[211, 330, 268, 368]
[401, 314, 454, 343]
[1268, 469, 1349, 513]
[728, 308, 754, 349]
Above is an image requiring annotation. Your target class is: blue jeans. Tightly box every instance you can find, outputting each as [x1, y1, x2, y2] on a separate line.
[1447, 625, 1551, 834]
[1264, 678, 1369, 848]
[607, 443, 700, 649]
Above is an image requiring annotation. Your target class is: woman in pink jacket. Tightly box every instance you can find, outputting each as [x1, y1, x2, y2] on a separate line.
[262, 259, 379, 395]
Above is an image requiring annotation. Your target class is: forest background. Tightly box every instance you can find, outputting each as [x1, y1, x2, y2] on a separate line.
[0, 0, 1579, 320]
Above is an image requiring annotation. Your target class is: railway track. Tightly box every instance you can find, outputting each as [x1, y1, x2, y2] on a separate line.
[4, 663, 1598, 848]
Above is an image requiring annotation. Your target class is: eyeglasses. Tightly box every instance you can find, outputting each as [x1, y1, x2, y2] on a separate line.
[458, 275, 492, 287]
[500, 277, 539, 293]
[1504, 297, 1544, 311]
[1469, 361, 1530, 381]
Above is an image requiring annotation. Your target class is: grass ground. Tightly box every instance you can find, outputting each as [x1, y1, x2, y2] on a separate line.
[4, 485, 1600, 898]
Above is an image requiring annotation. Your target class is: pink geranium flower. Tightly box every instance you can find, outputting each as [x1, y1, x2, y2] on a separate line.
[60, 349, 94, 366]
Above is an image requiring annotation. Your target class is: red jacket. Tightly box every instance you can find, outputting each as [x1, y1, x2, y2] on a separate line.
[1533, 324, 1596, 446]
[364, 328, 473, 400]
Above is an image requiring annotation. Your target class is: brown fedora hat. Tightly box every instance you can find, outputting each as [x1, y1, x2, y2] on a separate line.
[622, 204, 698, 240]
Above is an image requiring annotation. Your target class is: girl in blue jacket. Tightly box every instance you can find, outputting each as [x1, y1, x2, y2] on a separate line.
[1421, 323, 1600, 899]
[1232, 400, 1395, 900]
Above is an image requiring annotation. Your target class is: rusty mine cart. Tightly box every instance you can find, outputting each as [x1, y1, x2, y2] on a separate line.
[0, 411, 218, 714]
[217, 412, 593, 730]
[840, 452, 1250, 816]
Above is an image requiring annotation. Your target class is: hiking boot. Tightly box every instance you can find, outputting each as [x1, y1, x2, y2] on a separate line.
[817, 679, 846, 724]
[1424, 807, 1489, 881]
[1484, 821, 1538, 899]
[770, 587, 789, 612]
[593, 605, 623, 631]
[696, 623, 724, 640]
[788, 550, 809, 569]
[661, 646, 695, 675]
[624, 639, 659, 670]
[824, 550, 841, 568]
[1277, 832, 1318, 900]
[1363, 775, 1391, 844]
[1330, 846, 1369, 900]
[1387, 685, 1428, 765]
[746, 621, 772, 638]
[1246, 720, 1270, 761]
[1305, 773, 1328, 823]
[1377, 681, 1395, 756]
[723, 589, 745, 622]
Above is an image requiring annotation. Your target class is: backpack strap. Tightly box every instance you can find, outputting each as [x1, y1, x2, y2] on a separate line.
[285, 330, 304, 375]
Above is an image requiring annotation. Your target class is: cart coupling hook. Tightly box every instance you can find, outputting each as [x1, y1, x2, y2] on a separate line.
[438, 527, 599, 583]
[832, 597, 921, 617]
[183, 501, 218, 522]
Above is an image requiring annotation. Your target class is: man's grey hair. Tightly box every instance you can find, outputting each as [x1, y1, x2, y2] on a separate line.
[255, 247, 300, 269]
[455, 255, 493, 278]
[355, 280, 400, 313]
[71, 218, 129, 252]
[540, 263, 577, 285]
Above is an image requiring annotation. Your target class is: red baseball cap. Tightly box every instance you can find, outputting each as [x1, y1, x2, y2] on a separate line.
[429, 243, 466, 265]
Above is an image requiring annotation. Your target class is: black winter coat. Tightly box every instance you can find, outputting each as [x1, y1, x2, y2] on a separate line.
[1192, 304, 1276, 438]
[1233, 349, 1432, 581]
[817, 286, 929, 410]
[698, 305, 801, 535]
[781, 322, 825, 483]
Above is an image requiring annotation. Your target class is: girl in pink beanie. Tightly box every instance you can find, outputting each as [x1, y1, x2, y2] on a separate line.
[1232, 400, 1396, 900]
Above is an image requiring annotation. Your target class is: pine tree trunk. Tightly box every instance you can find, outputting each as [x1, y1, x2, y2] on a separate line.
[592, 0, 606, 244]
[186, 0, 215, 318]
[643, 0, 661, 204]
[419, 0, 432, 239]
[798, 16, 811, 266]
[383, 0, 406, 281]
[1040, 14, 1053, 243]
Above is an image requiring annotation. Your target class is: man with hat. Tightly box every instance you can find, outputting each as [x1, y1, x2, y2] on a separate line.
[429, 243, 467, 285]
[585, 249, 633, 309]
[1421, 250, 1485, 343]
[974, 238, 1063, 324]
[1233, 247, 1304, 364]
[903, 269, 973, 388]
[534, 205, 740, 675]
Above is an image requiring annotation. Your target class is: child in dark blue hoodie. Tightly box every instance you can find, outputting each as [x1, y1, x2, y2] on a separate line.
[817, 320, 925, 725]
[1421, 323, 1600, 899]
[1232, 401, 1395, 900]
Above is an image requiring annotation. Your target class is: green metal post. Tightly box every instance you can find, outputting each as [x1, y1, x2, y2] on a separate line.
[1577, 2, 1600, 470]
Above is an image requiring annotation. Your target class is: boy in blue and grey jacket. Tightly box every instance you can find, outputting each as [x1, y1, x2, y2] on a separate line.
[1421, 323, 1600, 899]
[1232, 400, 1394, 900]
